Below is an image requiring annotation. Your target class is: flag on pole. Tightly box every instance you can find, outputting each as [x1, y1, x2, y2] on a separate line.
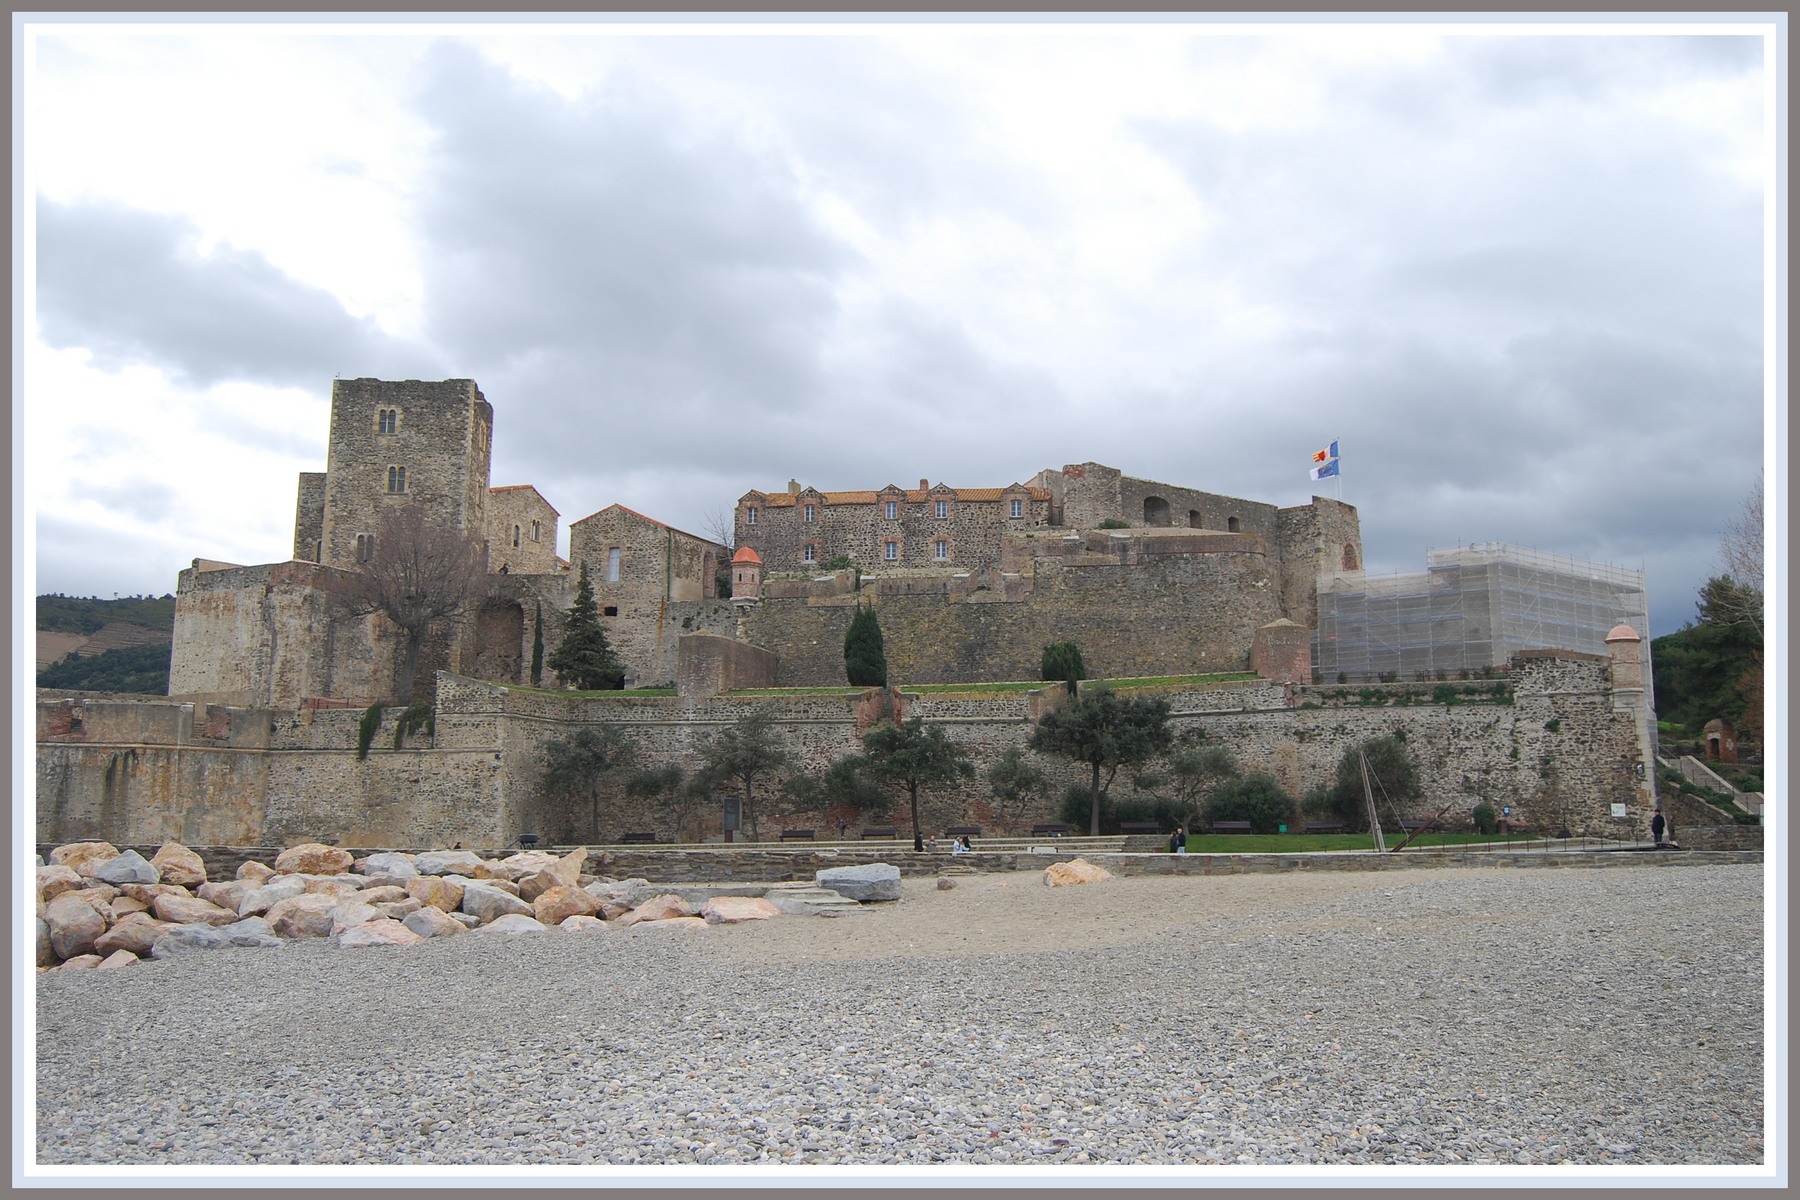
[1310, 459, 1340, 481]
[1311, 440, 1339, 464]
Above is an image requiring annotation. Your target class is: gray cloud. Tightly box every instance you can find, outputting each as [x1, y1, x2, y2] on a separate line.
[35, 199, 440, 389]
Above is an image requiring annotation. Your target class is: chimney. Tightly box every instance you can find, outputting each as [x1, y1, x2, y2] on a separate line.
[787, 479, 801, 495]
[919, 477, 929, 490]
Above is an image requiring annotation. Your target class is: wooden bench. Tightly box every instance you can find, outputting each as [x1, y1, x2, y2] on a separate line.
[1211, 821, 1253, 834]
[1303, 820, 1347, 834]
[1118, 821, 1162, 835]
[617, 831, 657, 844]
[861, 826, 899, 839]
[1030, 823, 1073, 837]
[944, 826, 982, 839]
[1399, 819, 1435, 834]
[780, 829, 816, 841]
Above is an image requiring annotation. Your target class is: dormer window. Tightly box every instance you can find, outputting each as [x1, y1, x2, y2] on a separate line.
[746, 507, 758, 526]
[1010, 498, 1024, 518]
[885, 501, 898, 520]
[935, 500, 948, 519]
[804, 504, 816, 522]
[387, 465, 407, 493]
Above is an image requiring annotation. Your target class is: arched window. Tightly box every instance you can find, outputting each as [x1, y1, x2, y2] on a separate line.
[1144, 497, 1171, 526]
[512, 524, 522, 548]
[355, 533, 373, 562]
[387, 465, 406, 493]
[1188, 510, 1202, 528]
[1227, 515, 1241, 533]
[1342, 543, 1360, 570]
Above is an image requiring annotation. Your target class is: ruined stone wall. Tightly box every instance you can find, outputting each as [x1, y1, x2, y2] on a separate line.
[741, 548, 1284, 686]
[293, 472, 326, 562]
[1275, 497, 1364, 631]
[318, 378, 492, 571]
[168, 561, 401, 708]
[487, 486, 560, 576]
[736, 486, 1052, 575]
[38, 654, 1650, 852]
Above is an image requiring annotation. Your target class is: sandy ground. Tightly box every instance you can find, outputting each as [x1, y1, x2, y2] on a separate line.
[707, 865, 1455, 964]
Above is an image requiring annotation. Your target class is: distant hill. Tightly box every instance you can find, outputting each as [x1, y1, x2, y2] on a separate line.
[35, 594, 176, 694]
[37, 593, 176, 636]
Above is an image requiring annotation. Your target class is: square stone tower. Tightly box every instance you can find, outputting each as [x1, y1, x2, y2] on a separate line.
[306, 379, 494, 570]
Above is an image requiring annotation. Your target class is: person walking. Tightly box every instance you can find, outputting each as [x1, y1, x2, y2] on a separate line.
[1651, 808, 1666, 847]
[1172, 825, 1188, 854]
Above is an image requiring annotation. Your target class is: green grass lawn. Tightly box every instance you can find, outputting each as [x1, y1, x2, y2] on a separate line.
[1180, 831, 1546, 853]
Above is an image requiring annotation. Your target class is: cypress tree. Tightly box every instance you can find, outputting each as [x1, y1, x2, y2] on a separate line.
[844, 604, 888, 687]
[530, 599, 545, 685]
[547, 563, 624, 690]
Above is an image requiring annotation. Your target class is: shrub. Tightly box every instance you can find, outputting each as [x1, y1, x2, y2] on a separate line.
[1058, 783, 1113, 831]
[843, 605, 888, 687]
[1040, 642, 1086, 691]
[1472, 802, 1498, 834]
[1098, 518, 1130, 529]
[1205, 774, 1294, 833]
[356, 704, 383, 761]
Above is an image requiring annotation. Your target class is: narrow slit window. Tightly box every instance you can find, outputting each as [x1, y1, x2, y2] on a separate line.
[607, 547, 621, 581]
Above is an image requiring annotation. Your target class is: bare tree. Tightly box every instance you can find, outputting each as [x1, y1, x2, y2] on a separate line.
[1715, 471, 1764, 637]
[338, 506, 491, 703]
[701, 509, 735, 549]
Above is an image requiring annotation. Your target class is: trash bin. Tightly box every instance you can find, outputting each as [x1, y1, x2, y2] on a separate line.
[1497, 819, 1510, 835]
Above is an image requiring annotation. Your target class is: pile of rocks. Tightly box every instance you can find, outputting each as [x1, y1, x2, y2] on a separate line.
[34, 841, 790, 974]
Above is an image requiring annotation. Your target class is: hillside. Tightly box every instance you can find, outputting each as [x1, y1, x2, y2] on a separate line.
[35, 594, 176, 694]
[36, 593, 176, 635]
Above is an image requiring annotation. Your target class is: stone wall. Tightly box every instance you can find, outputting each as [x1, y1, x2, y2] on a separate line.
[293, 472, 326, 562]
[677, 634, 778, 698]
[735, 482, 1052, 575]
[317, 378, 492, 572]
[740, 544, 1284, 686]
[38, 652, 1656, 854]
[487, 485, 561, 577]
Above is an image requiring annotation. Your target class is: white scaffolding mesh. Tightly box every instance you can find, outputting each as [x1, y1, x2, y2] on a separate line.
[1314, 543, 1650, 682]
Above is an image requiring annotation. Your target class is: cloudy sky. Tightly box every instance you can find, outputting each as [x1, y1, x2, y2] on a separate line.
[20, 16, 1778, 638]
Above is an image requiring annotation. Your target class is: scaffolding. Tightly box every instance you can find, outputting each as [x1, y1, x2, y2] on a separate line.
[1314, 543, 1650, 682]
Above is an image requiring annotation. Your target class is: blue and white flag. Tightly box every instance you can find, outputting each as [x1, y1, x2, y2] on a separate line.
[1311, 440, 1339, 465]
[1310, 459, 1340, 481]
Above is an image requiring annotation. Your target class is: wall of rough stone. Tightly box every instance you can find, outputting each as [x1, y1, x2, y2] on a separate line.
[741, 546, 1284, 686]
[1276, 498, 1363, 631]
[735, 483, 1052, 576]
[318, 378, 492, 571]
[487, 485, 561, 576]
[37, 653, 1654, 852]
[168, 561, 401, 708]
[293, 472, 326, 562]
[677, 634, 779, 697]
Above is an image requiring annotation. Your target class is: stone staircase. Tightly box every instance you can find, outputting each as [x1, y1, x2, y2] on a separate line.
[762, 881, 873, 916]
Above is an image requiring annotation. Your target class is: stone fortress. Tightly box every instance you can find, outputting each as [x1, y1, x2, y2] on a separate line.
[38, 378, 1678, 851]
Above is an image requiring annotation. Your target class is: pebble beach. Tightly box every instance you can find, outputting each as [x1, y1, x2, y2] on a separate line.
[33, 860, 1766, 1174]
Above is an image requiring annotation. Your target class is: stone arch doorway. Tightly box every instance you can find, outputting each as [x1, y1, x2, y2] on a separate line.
[1187, 509, 1202, 528]
[1144, 496, 1171, 526]
[468, 599, 526, 683]
[1342, 543, 1360, 570]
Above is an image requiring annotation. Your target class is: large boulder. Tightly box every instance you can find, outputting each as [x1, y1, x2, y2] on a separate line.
[108, 896, 150, 921]
[118, 882, 188, 906]
[36, 864, 85, 902]
[1044, 858, 1113, 887]
[337, 918, 425, 947]
[274, 843, 354, 876]
[532, 885, 602, 927]
[150, 919, 283, 956]
[558, 915, 607, 934]
[149, 843, 209, 887]
[329, 900, 380, 936]
[472, 913, 548, 936]
[238, 875, 309, 917]
[236, 860, 277, 885]
[299, 875, 365, 898]
[62, 887, 119, 919]
[197, 880, 253, 913]
[357, 885, 410, 906]
[50, 841, 120, 878]
[816, 863, 902, 903]
[519, 849, 587, 901]
[701, 897, 782, 924]
[413, 850, 486, 877]
[96, 950, 140, 970]
[615, 894, 697, 927]
[35, 917, 55, 967]
[372, 898, 423, 921]
[151, 892, 242, 926]
[94, 913, 174, 957]
[264, 893, 341, 939]
[46, 892, 107, 960]
[405, 876, 464, 913]
[401, 907, 466, 939]
[461, 883, 534, 925]
[94, 849, 161, 886]
[628, 916, 708, 933]
[361, 852, 418, 879]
